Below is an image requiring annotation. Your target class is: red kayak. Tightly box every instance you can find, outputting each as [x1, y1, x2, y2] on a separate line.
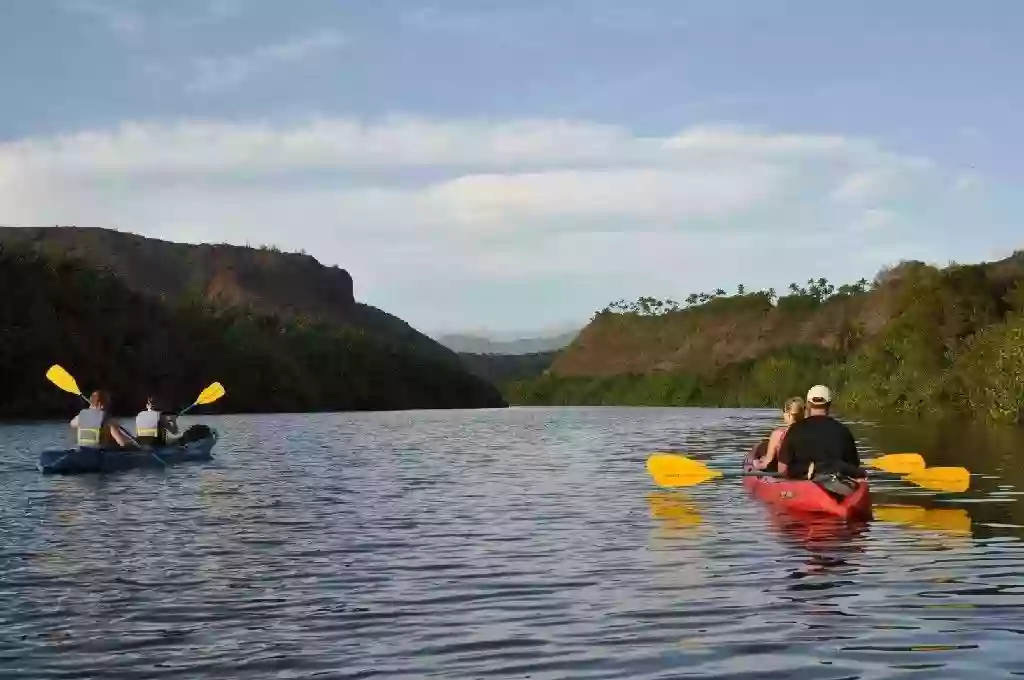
[741, 450, 872, 520]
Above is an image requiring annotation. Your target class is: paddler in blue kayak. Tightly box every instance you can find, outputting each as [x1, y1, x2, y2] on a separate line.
[70, 389, 130, 449]
[776, 385, 863, 479]
[750, 396, 806, 472]
[134, 395, 179, 447]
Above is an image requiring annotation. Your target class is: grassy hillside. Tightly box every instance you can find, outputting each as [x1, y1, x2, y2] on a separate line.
[507, 254, 1024, 424]
[0, 243, 506, 419]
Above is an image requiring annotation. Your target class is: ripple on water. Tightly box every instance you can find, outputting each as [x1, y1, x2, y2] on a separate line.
[2, 408, 1024, 678]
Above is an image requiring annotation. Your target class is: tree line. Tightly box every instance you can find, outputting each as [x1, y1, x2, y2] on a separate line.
[601, 277, 873, 316]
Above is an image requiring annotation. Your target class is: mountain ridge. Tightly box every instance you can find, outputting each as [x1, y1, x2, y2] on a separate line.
[0, 225, 460, 367]
[0, 226, 507, 417]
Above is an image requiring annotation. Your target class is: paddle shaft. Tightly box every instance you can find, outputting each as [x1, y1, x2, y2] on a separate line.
[702, 466, 956, 487]
[693, 467, 896, 481]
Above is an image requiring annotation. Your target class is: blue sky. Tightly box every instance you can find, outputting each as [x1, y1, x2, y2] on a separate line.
[1, 1, 1022, 337]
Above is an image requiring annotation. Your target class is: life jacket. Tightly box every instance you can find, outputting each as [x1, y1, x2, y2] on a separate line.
[135, 410, 163, 443]
[76, 408, 106, 447]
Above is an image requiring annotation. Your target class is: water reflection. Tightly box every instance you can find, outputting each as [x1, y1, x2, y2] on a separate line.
[645, 491, 704, 540]
[4, 408, 1024, 678]
[874, 504, 972, 536]
[856, 418, 1024, 535]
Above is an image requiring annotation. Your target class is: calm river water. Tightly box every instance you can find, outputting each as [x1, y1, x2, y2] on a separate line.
[2, 406, 1024, 679]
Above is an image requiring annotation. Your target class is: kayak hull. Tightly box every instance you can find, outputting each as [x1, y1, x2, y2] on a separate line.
[741, 450, 872, 520]
[38, 428, 218, 475]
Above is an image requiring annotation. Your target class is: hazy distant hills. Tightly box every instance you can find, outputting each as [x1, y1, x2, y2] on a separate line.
[436, 330, 579, 355]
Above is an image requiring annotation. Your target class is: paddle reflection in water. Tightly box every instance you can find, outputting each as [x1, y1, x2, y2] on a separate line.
[873, 504, 973, 537]
[643, 491, 712, 597]
[645, 491, 704, 540]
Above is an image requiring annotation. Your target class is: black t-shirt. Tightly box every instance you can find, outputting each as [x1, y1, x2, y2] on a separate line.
[777, 415, 861, 478]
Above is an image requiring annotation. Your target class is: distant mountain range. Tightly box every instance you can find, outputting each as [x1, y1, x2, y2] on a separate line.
[436, 330, 579, 355]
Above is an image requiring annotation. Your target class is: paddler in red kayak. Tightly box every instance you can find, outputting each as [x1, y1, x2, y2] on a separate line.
[776, 384, 863, 479]
[750, 396, 806, 472]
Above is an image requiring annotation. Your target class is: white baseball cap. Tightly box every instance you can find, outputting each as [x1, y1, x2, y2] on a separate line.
[806, 384, 832, 405]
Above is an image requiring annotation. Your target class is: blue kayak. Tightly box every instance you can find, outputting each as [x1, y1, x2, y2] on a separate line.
[38, 426, 218, 474]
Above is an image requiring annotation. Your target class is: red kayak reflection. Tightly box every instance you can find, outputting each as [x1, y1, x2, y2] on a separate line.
[766, 506, 871, 554]
[757, 503, 871, 588]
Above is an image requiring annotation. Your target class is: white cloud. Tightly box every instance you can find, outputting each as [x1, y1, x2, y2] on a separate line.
[956, 127, 986, 143]
[851, 208, 894, 232]
[400, 3, 688, 37]
[0, 117, 640, 176]
[953, 171, 983, 192]
[0, 114, 985, 328]
[423, 166, 788, 227]
[206, 0, 242, 20]
[187, 30, 346, 92]
[587, 5, 689, 32]
[0, 115, 952, 235]
[829, 161, 933, 205]
[61, 0, 145, 36]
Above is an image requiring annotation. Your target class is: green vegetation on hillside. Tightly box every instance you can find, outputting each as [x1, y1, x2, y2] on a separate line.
[0, 245, 506, 419]
[508, 256, 1024, 424]
[0, 225, 465, 372]
[457, 351, 556, 388]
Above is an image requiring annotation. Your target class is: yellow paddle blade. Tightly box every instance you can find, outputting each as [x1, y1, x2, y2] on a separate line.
[45, 364, 82, 396]
[903, 466, 971, 493]
[646, 453, 724, 488]
[865, 453, 926, 474]
[195, 382, 226, 406]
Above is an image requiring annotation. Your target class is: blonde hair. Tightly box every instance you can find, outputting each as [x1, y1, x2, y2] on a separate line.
[783, 396, 806, 421]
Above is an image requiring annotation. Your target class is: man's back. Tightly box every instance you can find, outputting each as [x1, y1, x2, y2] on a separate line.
[777, 415, 861, 478]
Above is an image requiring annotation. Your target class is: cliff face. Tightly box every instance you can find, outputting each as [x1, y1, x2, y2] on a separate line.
[0, 227, 508, 416]
[0, 226, 353, 316]
[0, 226, 457, 367]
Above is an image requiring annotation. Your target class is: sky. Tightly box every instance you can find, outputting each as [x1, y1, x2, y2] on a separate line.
[1, 1, 1022, 337]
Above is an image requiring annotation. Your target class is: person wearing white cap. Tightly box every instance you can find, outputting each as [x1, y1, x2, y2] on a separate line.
[776, 384, 863, 479]
[805, 384, 832, 406]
